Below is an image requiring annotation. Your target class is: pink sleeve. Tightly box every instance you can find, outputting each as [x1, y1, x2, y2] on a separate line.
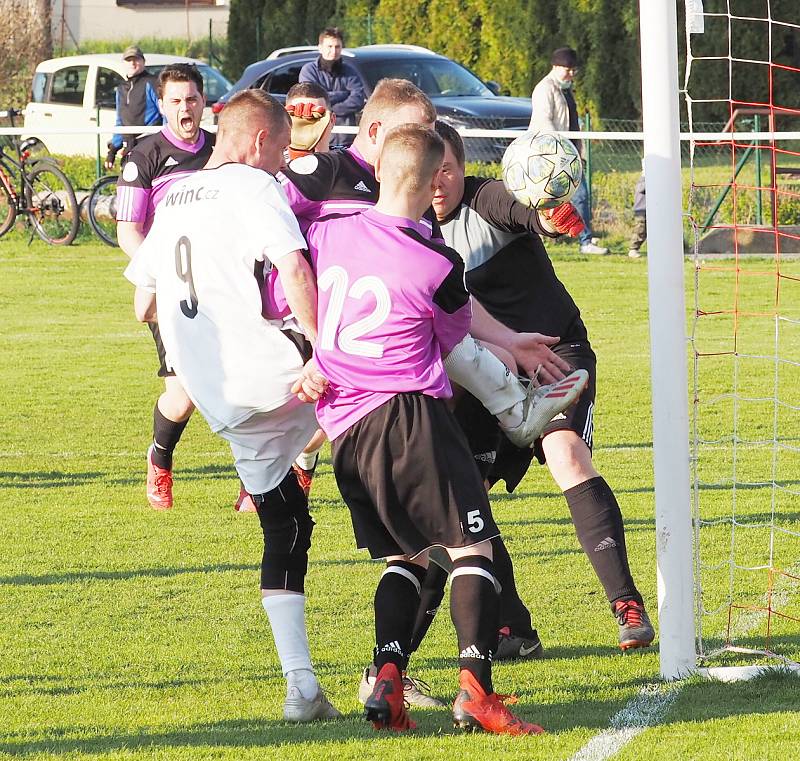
[433, 300, 472, 356]
[116, 185, 150, 223]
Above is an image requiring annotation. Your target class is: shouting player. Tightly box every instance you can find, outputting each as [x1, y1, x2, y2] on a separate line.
[431, 121, 655, 650]
[116, 63, 214, 511]
[303, 123, 544, 735]
[124, 90, 341, 722]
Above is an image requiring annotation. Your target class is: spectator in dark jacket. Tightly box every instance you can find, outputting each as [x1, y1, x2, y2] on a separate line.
[105, 46, 161, 169]
[298, 28, 365, 126]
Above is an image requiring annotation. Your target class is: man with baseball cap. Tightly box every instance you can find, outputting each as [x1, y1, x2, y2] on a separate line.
[105, 45, 161, 169]
[529, 47, 608, 255]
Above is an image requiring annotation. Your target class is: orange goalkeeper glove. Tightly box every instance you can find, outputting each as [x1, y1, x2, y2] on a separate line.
[539, 202, 585, 238]
[285, 102, 332, 158]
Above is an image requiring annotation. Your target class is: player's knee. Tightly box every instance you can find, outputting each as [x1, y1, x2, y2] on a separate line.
[253, 469, 315, 592]
[543, 430, 597, 487]
[160, 383, 194, 420]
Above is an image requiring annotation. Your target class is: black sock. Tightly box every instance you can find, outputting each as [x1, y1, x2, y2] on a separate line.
[492, 536, 536, 638]
[564, 476, 642, 607]
[408, 562, 448, 657]
[450, 555, 499, 694]
[151, 404, 189, 470]
[373, 561, 425, 671]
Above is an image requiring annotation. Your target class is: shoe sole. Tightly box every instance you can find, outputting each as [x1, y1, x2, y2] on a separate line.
[364, 704, 391, 727]
[453, 713, 544, 735]
[526, 370, 589, 439]
[620, 638, 655, 651]
[453, 714, 482, 732]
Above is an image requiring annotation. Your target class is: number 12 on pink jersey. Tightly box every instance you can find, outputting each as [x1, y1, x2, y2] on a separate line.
[318, 266, 392, 359]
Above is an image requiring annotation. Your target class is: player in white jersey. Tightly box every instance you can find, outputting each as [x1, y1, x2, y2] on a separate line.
[124, 90, 340, 723]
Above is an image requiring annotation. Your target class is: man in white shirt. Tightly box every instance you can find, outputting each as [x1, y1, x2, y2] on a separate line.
[529, 47, 608, 255]
[124, 89, 340, 723]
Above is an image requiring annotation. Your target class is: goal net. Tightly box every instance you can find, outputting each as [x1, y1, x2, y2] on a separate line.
[682, 0, 800, 677]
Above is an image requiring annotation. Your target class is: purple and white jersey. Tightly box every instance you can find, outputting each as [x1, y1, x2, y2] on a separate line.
[308, 208, 472, 441]
[116, 126, 214, 232]
[280, 146, 379, 233]
[265, 146, 438, 322]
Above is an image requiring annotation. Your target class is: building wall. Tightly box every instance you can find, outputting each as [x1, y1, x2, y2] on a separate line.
[51, 0, 229, 46]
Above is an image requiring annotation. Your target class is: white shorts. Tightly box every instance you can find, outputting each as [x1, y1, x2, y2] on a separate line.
[217, 396, 318, 495]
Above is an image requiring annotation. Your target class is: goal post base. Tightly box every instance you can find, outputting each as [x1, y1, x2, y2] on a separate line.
[697, 662, 800, 683]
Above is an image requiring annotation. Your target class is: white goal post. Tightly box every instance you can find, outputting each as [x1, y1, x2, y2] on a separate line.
[638, 0, 697, 680]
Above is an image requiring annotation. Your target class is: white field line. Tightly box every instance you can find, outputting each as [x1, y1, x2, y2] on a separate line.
[568, 684, 680, 761]
[569, 564, 799, 761]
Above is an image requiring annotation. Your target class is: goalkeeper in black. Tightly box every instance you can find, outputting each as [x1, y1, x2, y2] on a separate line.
[428, 121, 655, 651]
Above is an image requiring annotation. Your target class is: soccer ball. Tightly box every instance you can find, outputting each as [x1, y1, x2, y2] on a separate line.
[501, 131, 582, 210]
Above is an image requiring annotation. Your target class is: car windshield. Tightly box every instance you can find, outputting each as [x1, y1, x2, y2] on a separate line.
[360, 58, 492, 97]
[145, 64, 232, 104]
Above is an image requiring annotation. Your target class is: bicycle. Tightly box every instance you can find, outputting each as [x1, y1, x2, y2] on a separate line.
[0, 108, 80, 245]
[86, 173, 119, 247]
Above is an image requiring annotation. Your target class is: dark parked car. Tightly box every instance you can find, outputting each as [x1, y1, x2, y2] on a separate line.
[215, 44, 532, 162]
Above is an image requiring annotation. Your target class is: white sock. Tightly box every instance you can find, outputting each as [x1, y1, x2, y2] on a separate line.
[261, 593, 317, 696]
[444, 335, 526, 415]
[295, 448, 320, 472]
[286, 668, 320, 701]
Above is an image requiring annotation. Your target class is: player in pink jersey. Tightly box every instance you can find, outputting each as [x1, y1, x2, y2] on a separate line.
[301, 124, 552, 736]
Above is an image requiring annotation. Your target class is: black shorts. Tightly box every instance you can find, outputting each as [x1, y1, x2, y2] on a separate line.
[148, 321, 175, 378]
[331, 392, 500, 559]
[455, 339, 597, 493]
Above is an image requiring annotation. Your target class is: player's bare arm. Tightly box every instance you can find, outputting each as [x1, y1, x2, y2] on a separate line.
[273, 250, 319, 345]
[133, 287, 157, 322]
[117, 220, 147, 259]
[469, 298, 571, 383]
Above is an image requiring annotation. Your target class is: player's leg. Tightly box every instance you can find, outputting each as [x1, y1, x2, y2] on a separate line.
[444, 334, 588, 449]
[448, 541, 544, 736]
[237, 427, 325, 513]
[293, 428, 326, 497]
[358, 553, 445, 708]
[363, 552, 427, 731]
[450, 392, 544, 660]
[538, 342, 654, 650]
[331, 400, 435, 730]
[221, 403, 341, 722]
[362, 391, 539, 707]
[146, 322, 194, 509]
[352, 393, 541, 734]
[491, 536, 544, 660]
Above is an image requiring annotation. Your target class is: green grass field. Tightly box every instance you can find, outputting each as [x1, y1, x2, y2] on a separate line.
[1, 238, 798, 760]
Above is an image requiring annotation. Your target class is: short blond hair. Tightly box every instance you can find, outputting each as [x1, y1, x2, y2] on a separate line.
[361, 78, 437, 126]
[378, 123, 444, 194]
[217, 89, 290, 141]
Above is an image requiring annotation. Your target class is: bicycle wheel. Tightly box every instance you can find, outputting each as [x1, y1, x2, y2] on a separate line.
[87, 174, 119, 247]
[26, 163, 79, 245]
[0, 169, 16, 238]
